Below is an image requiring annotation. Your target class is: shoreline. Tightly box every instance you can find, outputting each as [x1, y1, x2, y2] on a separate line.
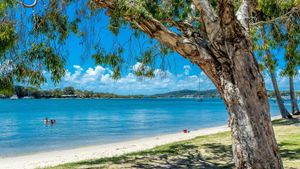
[0, 125, 229, 169]
[0, 115, 281, 169]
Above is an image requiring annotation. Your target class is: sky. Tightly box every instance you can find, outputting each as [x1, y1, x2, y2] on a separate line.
[38, 5, 300, 95]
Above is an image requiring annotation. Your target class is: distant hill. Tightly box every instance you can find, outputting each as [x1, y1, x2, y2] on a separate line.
[150, 89, 220, 98]
[150, 89, 300, 99]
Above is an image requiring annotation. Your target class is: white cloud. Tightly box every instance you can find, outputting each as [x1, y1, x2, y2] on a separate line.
[73, 65, 83, 71]
[43, 64, 215, 95]
[43, 64, 299, 95]
[183, 65, 191, 75]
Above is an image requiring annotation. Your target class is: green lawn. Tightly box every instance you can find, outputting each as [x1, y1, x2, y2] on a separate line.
[46, 116, 300, 169]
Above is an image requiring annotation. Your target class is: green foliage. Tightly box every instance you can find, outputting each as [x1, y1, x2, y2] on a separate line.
[282, 18, 300, 77]
[0, 0, 76, 91]
[134, 49, 155, 78]
[252, 0, 299, 76]
[0, 85, 144, 98]
[0, 0, 17, 16]
[92, 48, 124, 79]
[63, 86, 75, 95]
[282, 39, 300, 77]
[257, 0, 298, 18]
[1, 0, 298, 92]
[25, 43, 66, 83]
[0, 42, 65, 89]
[32, 11, 79, 43]
[264, 54, 278, 71]
[0, 2, 8, 17]
[103, 0, 202, 35]
[0, 22, 17, 56]
[0, 77, 14, 95]
[143, 0, 197, 27]
[257, 0, 281, 17]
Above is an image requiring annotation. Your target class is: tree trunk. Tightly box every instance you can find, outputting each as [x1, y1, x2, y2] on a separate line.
[270, 71, 292, 118]
[192, 2, 283, 167]
[205, 48, 283, 169]
[190, 25, 284, 169]
[290, 76, 300, 115]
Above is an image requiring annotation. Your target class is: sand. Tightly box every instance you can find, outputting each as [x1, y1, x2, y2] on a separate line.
[0, 116, 281, 169]
[0, 125, 229, 169]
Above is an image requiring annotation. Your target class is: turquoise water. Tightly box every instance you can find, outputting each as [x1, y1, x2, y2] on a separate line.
[0, 98, 293, 157]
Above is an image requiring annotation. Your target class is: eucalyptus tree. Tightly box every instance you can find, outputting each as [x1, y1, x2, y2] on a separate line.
[2, 0, 300, 168]
[283, 7, 300, 115]
[283, 32, 300, 115]
[258, 26, 292, 118]
[251, 0, 299, 117]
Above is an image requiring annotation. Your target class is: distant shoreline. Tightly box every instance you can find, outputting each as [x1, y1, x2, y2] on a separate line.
[2, 87, 299, 100]
[0, 97, 221, 100]
[0, 97, 296, 101]
[0, 115, 281, 169]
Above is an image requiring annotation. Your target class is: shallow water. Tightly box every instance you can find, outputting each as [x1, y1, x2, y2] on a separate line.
[0, 98, 294, 157]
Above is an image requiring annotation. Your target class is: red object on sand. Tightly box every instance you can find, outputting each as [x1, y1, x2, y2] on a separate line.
[183, 129, 188, 133]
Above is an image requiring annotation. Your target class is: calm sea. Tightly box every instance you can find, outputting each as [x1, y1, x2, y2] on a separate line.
[0, 98, 294, 157]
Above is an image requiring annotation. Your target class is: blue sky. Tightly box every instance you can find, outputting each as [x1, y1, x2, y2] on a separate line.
[40, 8, 299, 95]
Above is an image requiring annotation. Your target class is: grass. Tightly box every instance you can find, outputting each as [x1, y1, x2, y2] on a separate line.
[46, 116, 300, 169]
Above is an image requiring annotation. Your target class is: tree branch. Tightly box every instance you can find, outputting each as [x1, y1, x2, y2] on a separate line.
[192, 0, 220, 41]
[192, 0, 218, 24]
[251, 6, 300, 26]
[236, 0, 260, 32]
[236, 0, 250, 31]
[94, 0, 214, 64]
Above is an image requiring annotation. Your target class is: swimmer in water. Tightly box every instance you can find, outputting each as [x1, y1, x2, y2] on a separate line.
[44, 117, 49, 124]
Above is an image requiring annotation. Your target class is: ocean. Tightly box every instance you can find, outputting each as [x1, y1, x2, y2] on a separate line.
[0, 98, 293, 157]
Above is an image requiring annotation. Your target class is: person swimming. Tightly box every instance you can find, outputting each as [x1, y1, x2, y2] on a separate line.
[44, 118, 56, 125]
[44, 117, 49, 124]
[50, 119, 56, 125]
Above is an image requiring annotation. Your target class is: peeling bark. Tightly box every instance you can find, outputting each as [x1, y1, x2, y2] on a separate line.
[290, 76, 300, 115]
[236, 0, 250, 31]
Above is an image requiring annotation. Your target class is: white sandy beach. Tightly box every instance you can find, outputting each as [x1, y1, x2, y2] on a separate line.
[0, 116, 281, 169]
[0, 125, 229, 169]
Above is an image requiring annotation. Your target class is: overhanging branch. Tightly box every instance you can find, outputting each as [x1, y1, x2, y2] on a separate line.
[94, 0, 214, 64]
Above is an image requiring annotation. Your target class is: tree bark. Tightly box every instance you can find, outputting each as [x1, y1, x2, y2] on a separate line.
[193, 1, 283, 168]
[95, 0, 283, 168]
[290, 76, 300, 115]
[215, 55, 283, 169]
[270, 71, 292, 118]
[194, 44, 283, 168]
